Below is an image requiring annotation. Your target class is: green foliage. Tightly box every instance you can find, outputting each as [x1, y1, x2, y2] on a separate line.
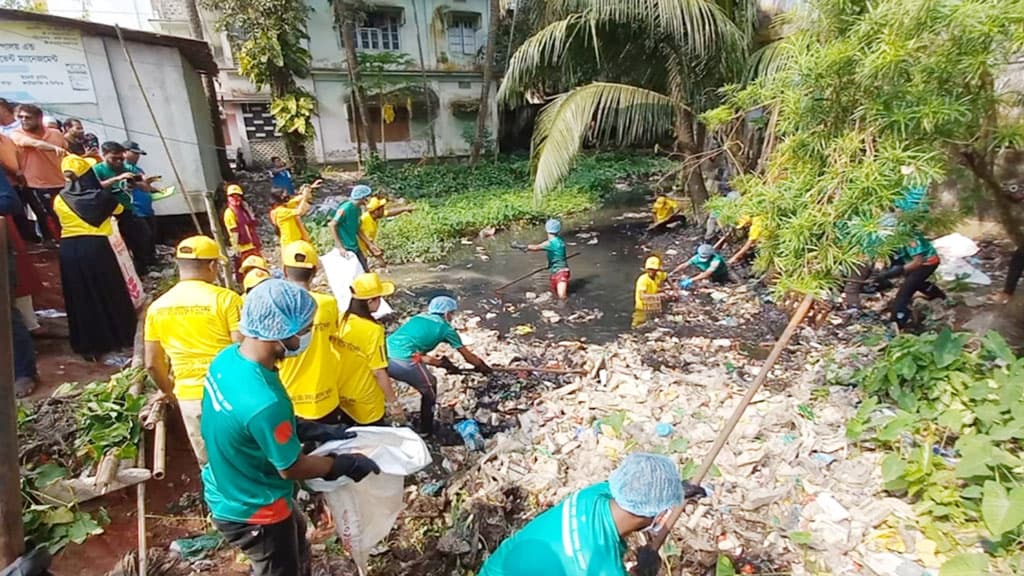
[270, 91, 317, 137]
[307, 154, 668, 262]
[18, 368, 146, 553]
[706, 0, 1024, 295]
[850, 330, 1024, 564]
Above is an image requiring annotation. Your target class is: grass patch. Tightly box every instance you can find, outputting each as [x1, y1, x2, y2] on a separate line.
[308, 152, 671, 263]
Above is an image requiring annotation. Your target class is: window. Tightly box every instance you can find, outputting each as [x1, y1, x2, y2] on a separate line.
[458, 81, 472, 89]
[447, 14, 479, 56]
[347, 104, 411, 143]
[357, 12, 401, 51]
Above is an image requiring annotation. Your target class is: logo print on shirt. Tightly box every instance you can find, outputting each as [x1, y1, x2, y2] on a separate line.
[273, 421, 293, 444]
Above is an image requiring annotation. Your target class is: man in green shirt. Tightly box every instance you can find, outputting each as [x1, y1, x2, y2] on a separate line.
[517, 218, 571, 300]
[669, 243, 729, 287]
[91, 141, 152, 273]
[479, 453, 702, 576]
[203, 279, 380, 576]
[331, 184, 379, 272]
[877, 232, 945, 328]
[386, 296, 492, 435]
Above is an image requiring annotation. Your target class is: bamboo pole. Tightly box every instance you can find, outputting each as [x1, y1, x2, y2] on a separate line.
[202, 192, 236, 290]
[645, 293, 815, 552]
[114, 25, 204, 235]
[152, 420, 166, 481]
[129, 371, 148, 576]
[492, 366, 587, 375]
[0, 217, 24, 566]
[494, 252, 581, 293]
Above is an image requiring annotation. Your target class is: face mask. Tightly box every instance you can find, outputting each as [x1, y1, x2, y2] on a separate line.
[281, 331, 312, 358]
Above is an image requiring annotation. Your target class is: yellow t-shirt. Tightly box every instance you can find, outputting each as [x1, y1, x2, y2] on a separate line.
[634, 271, 667, 311]
[357, 212, 379, 255]
[336, 313, 388, 424]
[279, 291, 342, 420]
[143, 280, 242, 401]
[738, 215, 765, 241]
[271, 197, 310, 250]
[653, 198, 680, 224]
[223, 207, 256, 252]
[54, 195, 124, 238]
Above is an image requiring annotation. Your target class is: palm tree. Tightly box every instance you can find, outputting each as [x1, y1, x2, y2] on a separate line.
[500, 0, 757, 205]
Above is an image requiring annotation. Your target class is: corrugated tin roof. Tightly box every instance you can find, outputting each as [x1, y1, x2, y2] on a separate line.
[0, 8, 218, 73]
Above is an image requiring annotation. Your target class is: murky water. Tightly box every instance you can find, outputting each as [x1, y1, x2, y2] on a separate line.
[386, 206, 662, 344]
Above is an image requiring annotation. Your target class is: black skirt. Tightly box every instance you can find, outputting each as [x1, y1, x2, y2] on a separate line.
[59, 235, 138, 358]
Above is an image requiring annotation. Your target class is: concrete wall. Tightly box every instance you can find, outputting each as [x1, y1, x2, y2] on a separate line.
[11, 22, 220, 215]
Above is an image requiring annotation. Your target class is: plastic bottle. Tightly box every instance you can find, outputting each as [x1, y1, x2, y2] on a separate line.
[454, 419, 485, 451]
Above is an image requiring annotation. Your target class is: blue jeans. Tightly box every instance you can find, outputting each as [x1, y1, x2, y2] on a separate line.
[11, 304, 36, 379]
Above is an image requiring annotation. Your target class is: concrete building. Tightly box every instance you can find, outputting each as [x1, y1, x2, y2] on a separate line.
[0, 8, 222, 216]
[151, 0, 499, 166]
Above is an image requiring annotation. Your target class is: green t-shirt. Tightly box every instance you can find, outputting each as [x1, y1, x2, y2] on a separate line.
[479, 482, 628, 576]
[333, 200, 362, 252]
[386, 313, 464, 360]
[201, 345, 302, 524]
[688, 253, 729, 281]
[898, 234, 938, 262]
[91, 161, 135, 211]
[545, 236, 569, 273]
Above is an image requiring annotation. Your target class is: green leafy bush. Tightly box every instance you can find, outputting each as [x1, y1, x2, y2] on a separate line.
[849, 329, 1024, 569]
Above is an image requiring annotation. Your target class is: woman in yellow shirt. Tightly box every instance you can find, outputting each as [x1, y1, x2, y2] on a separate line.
[270, 180, 319, 255]
[335, 272, 406, 426]
[55, 155, 137, 360]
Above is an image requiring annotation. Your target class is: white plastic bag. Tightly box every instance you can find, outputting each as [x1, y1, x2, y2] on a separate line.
[318, 249, 393, 318]
[306, 427, 431, 574]
[108, 220, 146, 309]
[933, 233, 991, 285]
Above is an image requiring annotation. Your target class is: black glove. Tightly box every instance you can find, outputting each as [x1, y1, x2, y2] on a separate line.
[438, 356, 462, 375]
[878, 264, 905, 280]
[633, 545, 662, 576]
[324, 453, 381, 482]
[509, 240, 528, 252]
[682, 481, 707, 500]
[296, 420, 356, 444]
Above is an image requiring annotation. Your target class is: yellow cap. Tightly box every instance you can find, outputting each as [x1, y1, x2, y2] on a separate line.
[243, 268, 271, 292]
[226, 184, 244, 196]
[351, 272, 396, 300]
[240, 254, 268, 275]
[282, 240, 319, 269]
[644, 256, 662, 270]
[366, 197, 388, 212]
[653, 196, 668, 209]
[176, 235, 224, 261]
[61, 155, 98, 177]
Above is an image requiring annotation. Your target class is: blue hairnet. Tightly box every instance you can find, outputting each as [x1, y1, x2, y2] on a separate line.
[895, 185, 927, 211]
[428, 295, 458, 315]
[545, 218, 562, 234]
[240, 279, 318, 340]
[351, 185, 372, 200]
[697, 243, 714, 259]
[608, 453, 683, 517]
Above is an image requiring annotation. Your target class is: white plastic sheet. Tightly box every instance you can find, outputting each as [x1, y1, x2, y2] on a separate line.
[932, 233, 991, 285]
[319, 248, 393, 318]
[306, 427, 431, 574]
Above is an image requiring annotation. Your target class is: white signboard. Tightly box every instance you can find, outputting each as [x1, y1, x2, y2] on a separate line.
[0, 21, 97, 104]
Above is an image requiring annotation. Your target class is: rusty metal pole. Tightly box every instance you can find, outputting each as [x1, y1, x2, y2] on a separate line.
[0, 217, 26, 566]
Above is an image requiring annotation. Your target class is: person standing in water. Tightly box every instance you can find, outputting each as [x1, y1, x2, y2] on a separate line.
[513, 218, 571, 300]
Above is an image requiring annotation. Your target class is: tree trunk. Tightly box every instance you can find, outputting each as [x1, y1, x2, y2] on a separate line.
[470, 0, 500, 164]
[185, 0, 234, 179]
[677, 109, 709, 209]
[410, 0, 436, 157]
[338, 10, 377, 155]
[961, 148, 1024, 248]
[271, 71, 308, 171]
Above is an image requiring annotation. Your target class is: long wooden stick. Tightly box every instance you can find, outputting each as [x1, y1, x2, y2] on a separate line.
[646, 293, 815, 552]
[491, 366, 587, 375]
[152, 419, 166, 481]
[494, 252, 581, 293]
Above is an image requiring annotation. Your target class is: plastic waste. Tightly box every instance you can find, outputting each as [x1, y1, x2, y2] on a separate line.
[319, 248, 394, 318]
[454, 419, 485, 451]
[306, 427, 431, 575]
[655, 422, 673, 437]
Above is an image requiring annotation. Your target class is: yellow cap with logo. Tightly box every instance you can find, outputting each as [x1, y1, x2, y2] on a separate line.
[644, 256, 662, 270]
[226, 184, 244, 196]
[351, 272, 395, 300]
[61, 155, 98, 177]
[240, 254, 268, 275]
[243, 268, 271, 292]
[176, 235, 225, 261]
[282, 241, 319, 269]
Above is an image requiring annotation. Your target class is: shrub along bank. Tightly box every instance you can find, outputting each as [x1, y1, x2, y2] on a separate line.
[307, 153, 672, 263]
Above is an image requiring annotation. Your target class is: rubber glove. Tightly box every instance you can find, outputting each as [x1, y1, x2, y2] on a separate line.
[678, 277, 693, 290]
[878, 264, 905, 280]
[324, 453, 381, 482]
[682, 481, 707, 500]
[633, 545, 662, 576]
